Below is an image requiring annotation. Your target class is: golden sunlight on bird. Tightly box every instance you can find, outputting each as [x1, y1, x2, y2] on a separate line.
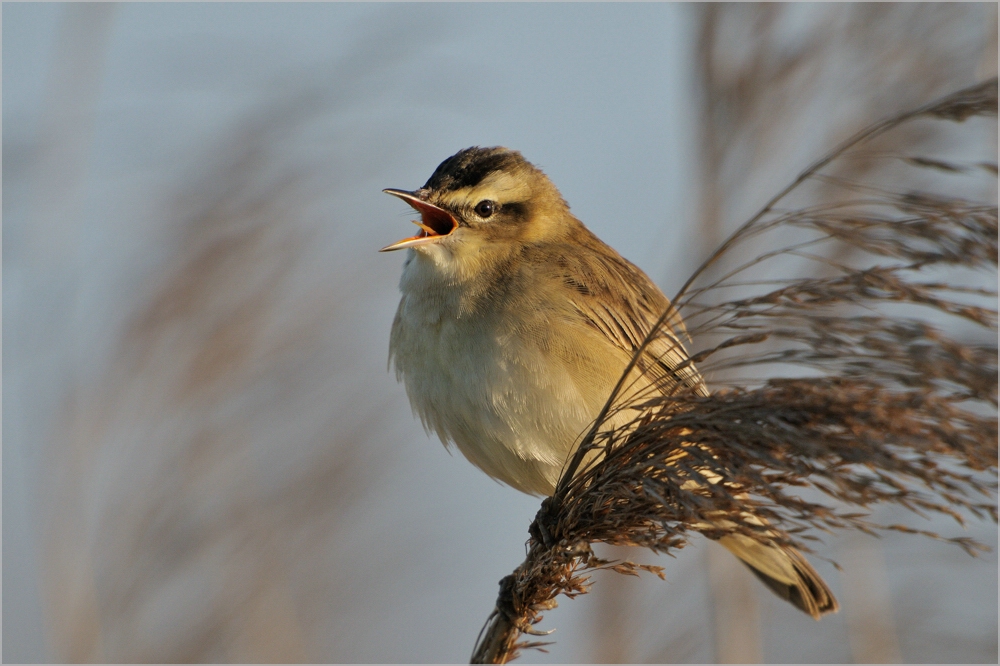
[383, 146, 838, 619]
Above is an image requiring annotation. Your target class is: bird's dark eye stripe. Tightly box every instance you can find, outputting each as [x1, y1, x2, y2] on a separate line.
[500, 201, 528, 221]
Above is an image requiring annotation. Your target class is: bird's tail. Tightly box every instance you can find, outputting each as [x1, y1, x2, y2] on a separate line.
[717, 531, 839, 619]
[668, 444, 838, 618]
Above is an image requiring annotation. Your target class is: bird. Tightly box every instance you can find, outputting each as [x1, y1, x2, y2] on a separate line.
[381, 146, 838, 619]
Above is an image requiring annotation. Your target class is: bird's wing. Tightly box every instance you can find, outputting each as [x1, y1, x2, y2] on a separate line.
[549, 234, 709, 400]
[545, 232, 839, 619]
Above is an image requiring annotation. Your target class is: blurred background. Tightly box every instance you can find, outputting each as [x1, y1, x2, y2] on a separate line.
[3, 3, 997, 663]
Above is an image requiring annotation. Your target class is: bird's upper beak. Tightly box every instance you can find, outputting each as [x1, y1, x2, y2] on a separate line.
[380, 188, 459, 252]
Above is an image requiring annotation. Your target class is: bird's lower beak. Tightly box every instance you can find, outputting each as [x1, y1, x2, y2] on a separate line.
[380, 188, 459, 252]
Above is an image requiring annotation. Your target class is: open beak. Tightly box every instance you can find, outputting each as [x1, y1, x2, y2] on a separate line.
[380, 188, 459, 252]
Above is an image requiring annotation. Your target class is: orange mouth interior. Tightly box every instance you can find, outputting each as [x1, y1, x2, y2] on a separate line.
[410, 201, 457, 239]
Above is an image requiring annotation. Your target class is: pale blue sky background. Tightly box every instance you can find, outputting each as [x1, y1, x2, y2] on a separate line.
[4, 4, 996, 664]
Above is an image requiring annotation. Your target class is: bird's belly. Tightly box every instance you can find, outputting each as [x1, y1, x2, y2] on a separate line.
[392, 303, 612, 496]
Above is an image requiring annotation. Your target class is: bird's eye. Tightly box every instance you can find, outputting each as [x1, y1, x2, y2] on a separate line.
[474, 200, 497, 218]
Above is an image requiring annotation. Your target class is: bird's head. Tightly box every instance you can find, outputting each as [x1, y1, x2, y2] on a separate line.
[380, 147, 573, 265]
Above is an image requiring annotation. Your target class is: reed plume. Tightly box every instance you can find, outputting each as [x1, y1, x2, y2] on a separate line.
[471, 78, 998, 664]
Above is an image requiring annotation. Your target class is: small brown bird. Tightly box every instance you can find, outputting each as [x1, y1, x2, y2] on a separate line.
[382, 146, 838, 618]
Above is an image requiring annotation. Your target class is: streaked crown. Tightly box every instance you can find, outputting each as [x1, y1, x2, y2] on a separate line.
[423, 146, 534, 193]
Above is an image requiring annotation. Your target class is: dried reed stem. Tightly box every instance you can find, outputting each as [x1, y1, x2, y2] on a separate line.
[470, 78, 998, 664]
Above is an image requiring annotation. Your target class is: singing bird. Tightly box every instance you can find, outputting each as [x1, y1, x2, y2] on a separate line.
[382, 146, 838, 618]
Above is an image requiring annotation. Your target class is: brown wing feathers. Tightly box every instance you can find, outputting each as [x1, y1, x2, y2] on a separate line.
[553, 228, 839, 619]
